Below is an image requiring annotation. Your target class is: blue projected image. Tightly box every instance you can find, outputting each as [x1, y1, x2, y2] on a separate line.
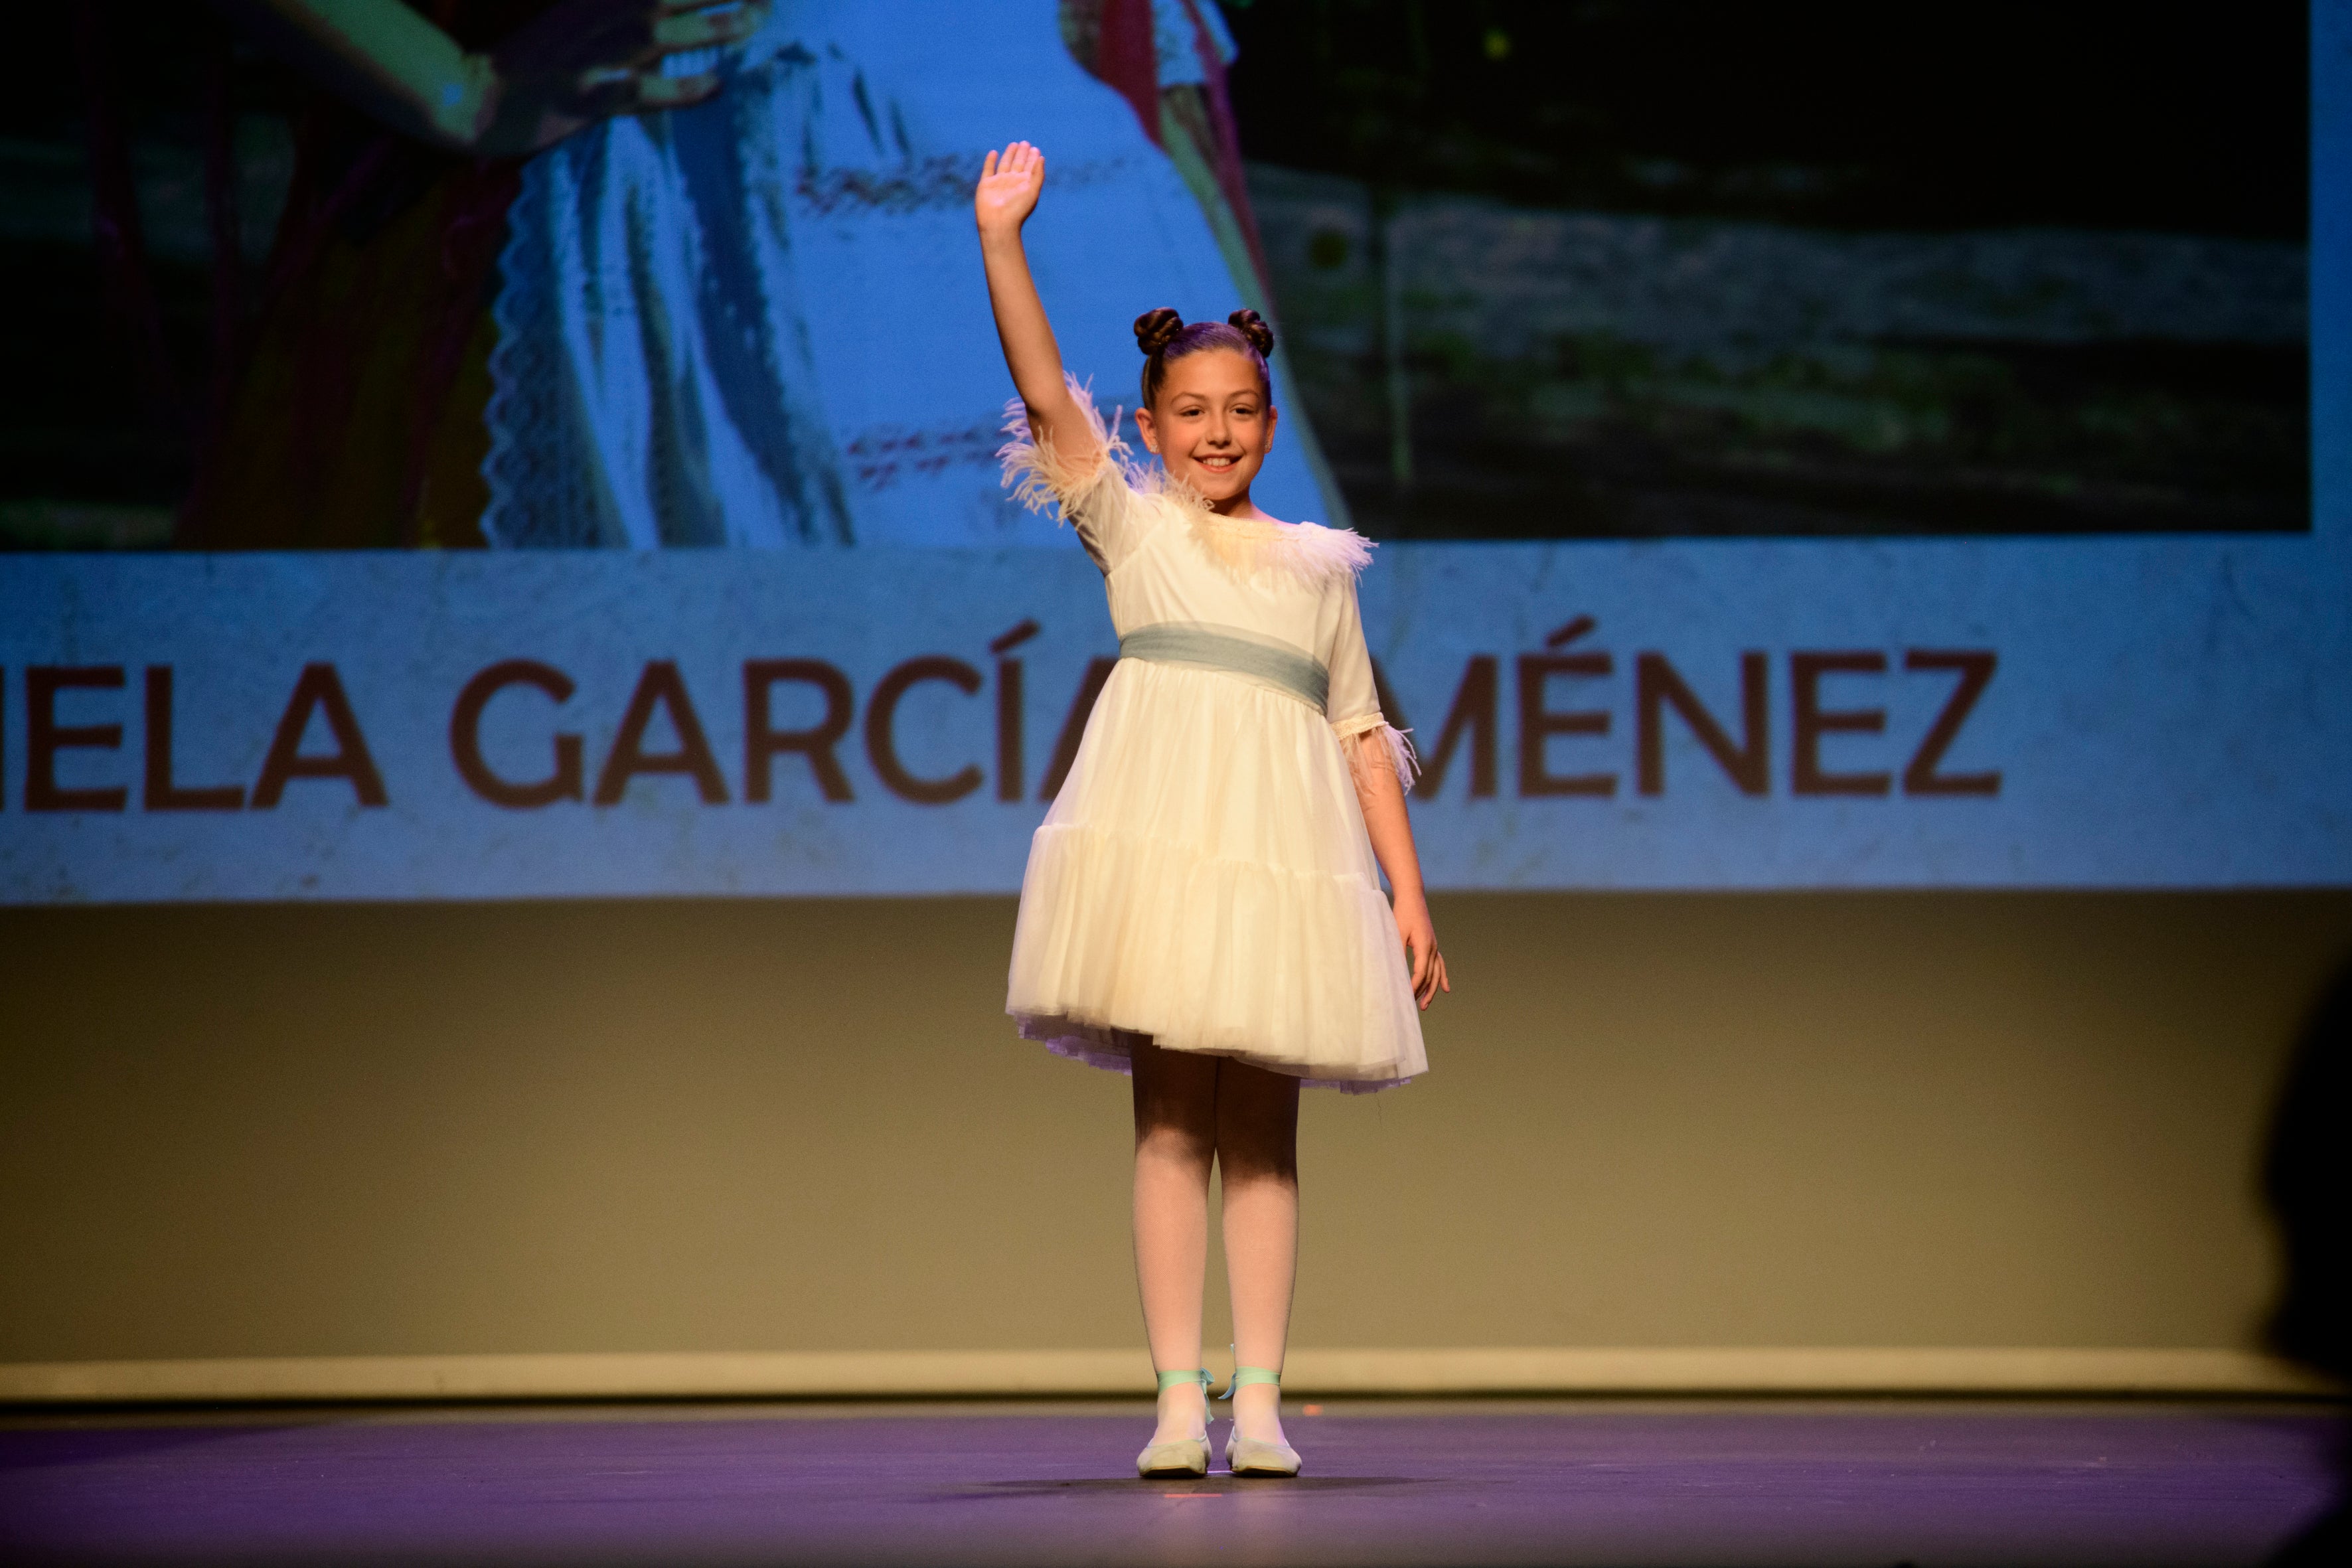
[0, 2, 2343, 903]
[482, 0, 1343, 546]
[0, 2, 2310, 552]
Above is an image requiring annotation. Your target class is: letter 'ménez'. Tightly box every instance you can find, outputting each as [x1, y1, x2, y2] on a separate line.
[1517, 653, 1615, 797]
[1790, 651, 1889, 797]
[1635, 651, 1768, 797]
[1902, 650, 2000, 796]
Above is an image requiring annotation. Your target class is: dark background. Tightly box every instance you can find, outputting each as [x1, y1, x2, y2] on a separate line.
[1221, 0, 2306, 237]
[1221, 0, 2311, 538]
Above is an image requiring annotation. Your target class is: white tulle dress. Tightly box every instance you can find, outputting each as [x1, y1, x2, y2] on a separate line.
[1001, 386, 1427, 1091]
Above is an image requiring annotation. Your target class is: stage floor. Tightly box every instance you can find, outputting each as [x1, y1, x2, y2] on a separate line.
[1, 1399, 2341, 1566]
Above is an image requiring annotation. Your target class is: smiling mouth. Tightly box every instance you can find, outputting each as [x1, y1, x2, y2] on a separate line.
[1196, 455, 1238, 472]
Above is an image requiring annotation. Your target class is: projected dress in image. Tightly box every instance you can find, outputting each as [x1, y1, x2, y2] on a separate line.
[483, 0, 1346, 547]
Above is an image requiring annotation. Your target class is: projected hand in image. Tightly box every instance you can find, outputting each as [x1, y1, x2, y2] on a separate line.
[209, 0, 771, 155]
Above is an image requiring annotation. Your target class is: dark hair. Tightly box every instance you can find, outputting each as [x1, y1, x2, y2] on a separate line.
[1134, 308, 1275, 408]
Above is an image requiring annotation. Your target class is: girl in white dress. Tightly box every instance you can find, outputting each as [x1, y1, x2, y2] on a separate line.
[977, 141, 1449, 1479]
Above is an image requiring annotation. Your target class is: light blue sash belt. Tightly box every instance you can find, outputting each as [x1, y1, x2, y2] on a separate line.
[1118, 623, 1330, 713]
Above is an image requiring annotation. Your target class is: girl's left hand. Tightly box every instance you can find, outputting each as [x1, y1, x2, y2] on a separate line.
[1392, 890, 1450, 1009]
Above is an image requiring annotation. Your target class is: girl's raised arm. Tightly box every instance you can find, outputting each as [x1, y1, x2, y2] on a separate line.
[976, 142, 1100, 470]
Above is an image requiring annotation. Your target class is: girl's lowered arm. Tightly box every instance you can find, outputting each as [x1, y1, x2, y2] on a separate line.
[1352, 756, 1450, 1008]
[975, 142, 1101, 472]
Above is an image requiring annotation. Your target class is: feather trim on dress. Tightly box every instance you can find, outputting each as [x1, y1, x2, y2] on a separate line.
[999, 372, 1122, 516]
[1337, 718, 1421, 791]
[1180, 509, 1372, 591]
[998, 376, 1372, 589]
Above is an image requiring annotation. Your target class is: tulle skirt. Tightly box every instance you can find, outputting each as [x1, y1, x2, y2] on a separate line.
[1006, 659, 1427, 1091]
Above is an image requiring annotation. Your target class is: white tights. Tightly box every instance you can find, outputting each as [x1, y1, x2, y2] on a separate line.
[1131, 1041, 1298, 1447]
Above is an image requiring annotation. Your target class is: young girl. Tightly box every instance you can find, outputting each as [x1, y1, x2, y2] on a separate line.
[977, 141, 1449, 1479]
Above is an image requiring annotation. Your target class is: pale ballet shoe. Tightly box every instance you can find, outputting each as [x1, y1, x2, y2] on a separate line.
[1137, 1368, 1212, 1478]
[1219, 1366, 1300, 1476]
[1222, 1431, 1301, 1478]
[1136, 1434, 1211, 1478]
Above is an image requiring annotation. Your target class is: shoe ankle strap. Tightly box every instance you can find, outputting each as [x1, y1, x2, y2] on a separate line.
[1155, 1368, 1212, 1395]
[1219, 1366, 1281, 1399]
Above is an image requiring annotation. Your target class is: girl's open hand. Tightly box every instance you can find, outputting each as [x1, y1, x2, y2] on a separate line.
[1392, 890, 1451, 1010]
[975, 141, 1046, 238]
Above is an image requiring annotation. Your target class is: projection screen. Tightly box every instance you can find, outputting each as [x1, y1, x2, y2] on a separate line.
[2, 0, 2343, 901]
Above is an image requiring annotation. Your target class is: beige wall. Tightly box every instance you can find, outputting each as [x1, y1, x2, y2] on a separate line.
[3, 891, 2347, 1366]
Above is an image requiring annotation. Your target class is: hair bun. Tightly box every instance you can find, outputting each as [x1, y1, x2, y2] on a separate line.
[1226, 308, 1275, 357]
[1133, 307, 1185, 356]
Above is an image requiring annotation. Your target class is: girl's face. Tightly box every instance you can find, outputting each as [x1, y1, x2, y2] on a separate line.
[1135, 350, 1277, 509]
